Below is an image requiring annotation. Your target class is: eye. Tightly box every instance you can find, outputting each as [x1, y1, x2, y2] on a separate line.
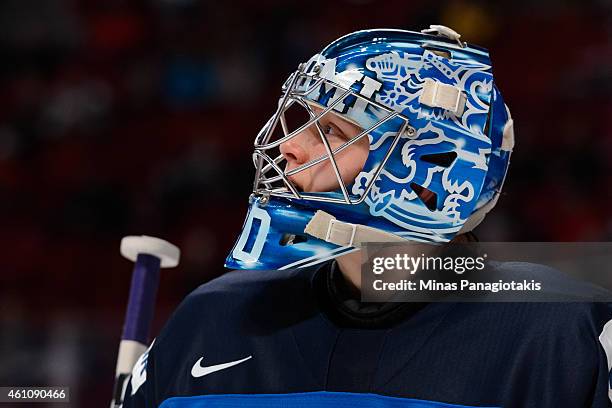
[322, 123, 345, 139]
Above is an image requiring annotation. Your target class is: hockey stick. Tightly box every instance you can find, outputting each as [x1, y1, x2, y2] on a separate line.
[110, 236, 180, 408]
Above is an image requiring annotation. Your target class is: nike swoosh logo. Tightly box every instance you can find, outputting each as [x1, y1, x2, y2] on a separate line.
[191, 355, 252, 378]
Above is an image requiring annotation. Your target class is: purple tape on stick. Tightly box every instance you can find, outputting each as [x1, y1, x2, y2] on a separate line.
[122, 253, 161, 344]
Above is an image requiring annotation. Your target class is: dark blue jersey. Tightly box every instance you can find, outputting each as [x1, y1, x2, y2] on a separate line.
[121, 261, 612, 407]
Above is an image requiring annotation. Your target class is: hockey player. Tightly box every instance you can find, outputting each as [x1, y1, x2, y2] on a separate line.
[121, 27, 612, 407]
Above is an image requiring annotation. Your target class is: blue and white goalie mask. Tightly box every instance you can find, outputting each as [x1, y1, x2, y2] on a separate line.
[226, 26, 514, 270]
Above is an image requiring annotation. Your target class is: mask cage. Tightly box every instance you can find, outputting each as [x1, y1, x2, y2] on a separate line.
[253, 69, 414, 205]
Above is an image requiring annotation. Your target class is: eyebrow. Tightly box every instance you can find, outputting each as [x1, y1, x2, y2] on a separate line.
[310, 105, 363, 139]
[329, 114, 362, 139]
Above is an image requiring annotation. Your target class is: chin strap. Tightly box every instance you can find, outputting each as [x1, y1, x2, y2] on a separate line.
[304, 193, 501, 247]
[304, 210, 408, 247]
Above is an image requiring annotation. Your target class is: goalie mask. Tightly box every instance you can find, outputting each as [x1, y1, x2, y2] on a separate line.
[226, 26, 514, 270]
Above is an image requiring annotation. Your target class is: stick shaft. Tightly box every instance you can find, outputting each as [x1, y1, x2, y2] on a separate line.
[122, 253, 161, 343]
[111, 253, 162, 407]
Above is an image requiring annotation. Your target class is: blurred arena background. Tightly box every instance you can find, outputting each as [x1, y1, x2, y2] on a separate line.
[0, 0, 610, 405]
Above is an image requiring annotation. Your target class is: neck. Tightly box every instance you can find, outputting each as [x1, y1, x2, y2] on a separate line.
[335, 250, 363, 291]
[335, 243, 440, 294]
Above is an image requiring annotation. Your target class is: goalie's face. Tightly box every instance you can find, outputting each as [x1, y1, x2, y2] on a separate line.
[279, 107, 369, 193]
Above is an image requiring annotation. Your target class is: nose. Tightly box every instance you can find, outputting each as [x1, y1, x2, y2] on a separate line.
[280, 132, 311, 166]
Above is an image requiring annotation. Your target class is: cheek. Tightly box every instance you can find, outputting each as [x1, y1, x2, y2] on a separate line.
[337, 143, 369, 181]
[310, 141, 369, 191]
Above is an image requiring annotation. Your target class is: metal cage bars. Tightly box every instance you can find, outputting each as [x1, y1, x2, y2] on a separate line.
[252, 69, 414, 205]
